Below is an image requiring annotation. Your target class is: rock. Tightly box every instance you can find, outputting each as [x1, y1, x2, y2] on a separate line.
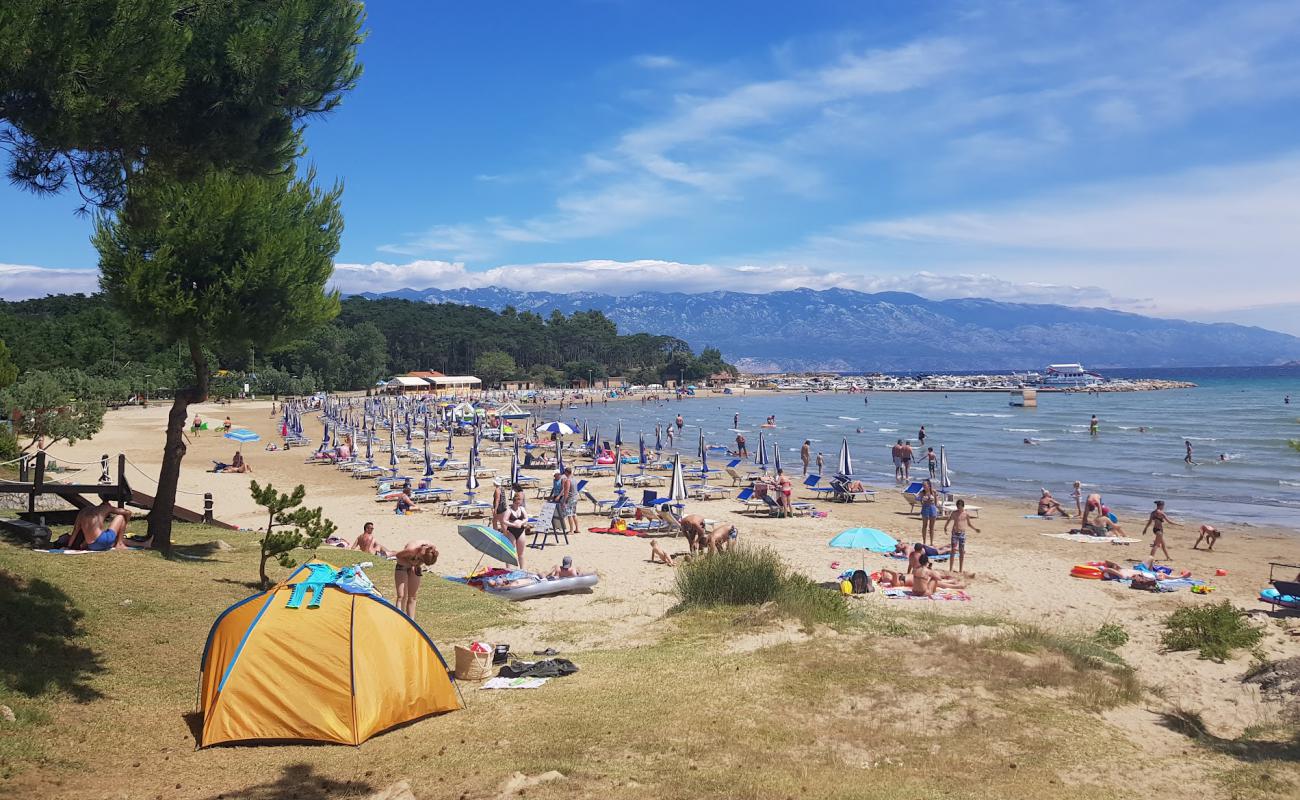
[365, 779, 416, 800]
[0, 704, 15, 722]
[495, 771, 565, 799]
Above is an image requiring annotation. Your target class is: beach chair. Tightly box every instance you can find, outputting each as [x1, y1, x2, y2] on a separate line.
[831, 476, 876, 503]
[790, 500, 815, 516]
[803, 474, 835, 500]
[725, 466, 749, 486]
[529, 507, 569, 551]
[735, 487, 771, 515]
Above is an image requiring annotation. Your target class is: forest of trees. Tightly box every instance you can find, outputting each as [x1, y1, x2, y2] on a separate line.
[0, 294, 736, 399]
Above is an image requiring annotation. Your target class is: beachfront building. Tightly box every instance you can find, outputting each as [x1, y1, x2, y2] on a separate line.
[384, 376, 430, 395]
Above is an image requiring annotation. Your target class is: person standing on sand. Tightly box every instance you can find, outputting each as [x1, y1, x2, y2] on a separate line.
[816, 451, 825, 475]
[918, 480, 939, 546]
[800, 441, 811, 475]
[1071, 481, 1083, 518]
[1142, 500, 1178, 560]
[943, 499, 979, 574]
[562, 467, 579, 536]
[1089, 415, 1099, 436]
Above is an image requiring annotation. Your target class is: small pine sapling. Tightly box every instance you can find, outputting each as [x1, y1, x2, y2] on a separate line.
[250, 480, 338, 589]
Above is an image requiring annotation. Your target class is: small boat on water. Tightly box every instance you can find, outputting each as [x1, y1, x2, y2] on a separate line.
[1042, 363, 1102, 387]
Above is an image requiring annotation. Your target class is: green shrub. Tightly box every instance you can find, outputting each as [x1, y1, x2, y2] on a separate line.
[1161, 601, 1264, 662]
[0, 424, 19, 461]
[1093, 622, 1130, 649]
[674, 546, 848, 627]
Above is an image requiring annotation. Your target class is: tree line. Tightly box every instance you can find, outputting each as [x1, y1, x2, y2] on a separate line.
[0, 293, 735, 399]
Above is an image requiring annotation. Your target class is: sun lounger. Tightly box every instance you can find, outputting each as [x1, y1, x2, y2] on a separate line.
[831, 476, 875, 503]
[941, 501, 979, 517]
[735, 487, 772, 515]
[690, 484, 728, 501]
[803, 474, 836, 500]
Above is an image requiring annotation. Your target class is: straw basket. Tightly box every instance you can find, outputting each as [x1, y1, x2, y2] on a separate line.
[454, 645, 494, 680]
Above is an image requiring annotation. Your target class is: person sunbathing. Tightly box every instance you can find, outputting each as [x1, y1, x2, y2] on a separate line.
[351, 522, 391, 557]
[878, 564, 966, 591]
[547, 555, 579, 579]
[1037, 489, 1065, 516]
[395, 487, 422, 514]
[222, 451, 252, 473]
[68, 502, 144, 551]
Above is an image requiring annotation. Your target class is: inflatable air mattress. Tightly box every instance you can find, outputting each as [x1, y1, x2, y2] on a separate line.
[485, 573, 599, 601]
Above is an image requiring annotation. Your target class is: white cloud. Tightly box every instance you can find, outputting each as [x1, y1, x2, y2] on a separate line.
[0, 264, 99, 299]
[633, 55, 680, 70]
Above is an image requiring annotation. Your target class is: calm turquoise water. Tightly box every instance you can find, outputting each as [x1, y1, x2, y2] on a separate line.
[554, 367, 1300, 529]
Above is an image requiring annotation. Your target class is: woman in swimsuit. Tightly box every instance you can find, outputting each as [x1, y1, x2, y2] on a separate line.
[393, 540, 439, 618]
[504, 490, 530, 571]
[918, 480, 939, 546]
[1142, 500, 1178, 560]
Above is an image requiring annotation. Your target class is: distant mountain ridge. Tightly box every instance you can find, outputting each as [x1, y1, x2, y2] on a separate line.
[355, 286, 1300, 372]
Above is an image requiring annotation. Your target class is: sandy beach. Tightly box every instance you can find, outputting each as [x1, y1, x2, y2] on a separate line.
[36, 398, 1300, 739]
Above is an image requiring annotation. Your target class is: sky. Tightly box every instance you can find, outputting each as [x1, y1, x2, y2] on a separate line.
[3, 0, 1300, 333]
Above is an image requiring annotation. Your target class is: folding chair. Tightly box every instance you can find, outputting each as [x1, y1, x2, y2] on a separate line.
[529, 503, 569, 550]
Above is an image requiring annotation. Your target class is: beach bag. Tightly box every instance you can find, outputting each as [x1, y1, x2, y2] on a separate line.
[1130, 574, 1158, 591]
[851, 569, 873, 594]
[454, 644, 494, 680]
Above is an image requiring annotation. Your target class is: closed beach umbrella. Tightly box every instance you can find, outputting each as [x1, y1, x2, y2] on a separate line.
[669, 454, 687, 504]
[466, 443, 480, 494]
[457, 523, 518, 567]
[655, 424, 662, 453]
[699, 440, 710, 478]
[509, 450, 520, 486]
[837, 437, 853, 477]
[615, 420, 623, 449]
[614, 448, 624, 488]
[755, 430, 768, 470]
[364, 430, 372, 461]
[590, 425, 599, 461]
[697, 429, 707, 461]
[555, 437, 565, 473]
[939, 445, 952, 493]
[638, 431, 647, 472]
[405, 414, 413, 447]
[388, 421, 397, 468]
[446, 421, 455, 457]
[322, 420, 330, 447]
[772, 440, 782, 475]
[423, 433, 433, 478]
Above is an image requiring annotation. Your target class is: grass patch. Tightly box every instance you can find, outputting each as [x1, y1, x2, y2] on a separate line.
[1092, 622, 1130, 649]
[1161, 601, 1265, 662]
[672, 545, 849, 628]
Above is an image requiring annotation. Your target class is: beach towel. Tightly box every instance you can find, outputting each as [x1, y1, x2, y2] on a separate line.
[35, 547, 146, 555]
[1023, 514, 1069, 520]
[1042, 532, 1139, 544]
[481, 677, 549, 690]
[882, 587, 971, 601]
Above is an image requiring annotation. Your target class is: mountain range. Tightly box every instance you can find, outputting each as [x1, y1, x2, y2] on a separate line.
[356, 286, 1300, 372]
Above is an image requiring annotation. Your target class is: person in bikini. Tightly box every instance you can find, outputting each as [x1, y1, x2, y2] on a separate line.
[1142, 500, 1178, 560]
[1037, 489, 1065, 517]
[918, 479, 939, 546]
[393, 540, 439, 618]
[878, 561, 966, 592]
[943, 498, 979, 573]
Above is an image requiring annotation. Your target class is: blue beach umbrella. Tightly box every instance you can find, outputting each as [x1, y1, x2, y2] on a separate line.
[364, 430, 373, 461]
[457, 523, 518, 567]
[697, 429, 707, 461]
[223, 429, 260, 451]
[446, 421, 455, 457]
[829, 527, 899, 568]
[536, 421, 575, 435]
[509, 450, 520, 486]
[423, 431, 434, 478]
[614, 447, 624, 488]
[837, 437, 854, 477]
[655, 424, 662, 453]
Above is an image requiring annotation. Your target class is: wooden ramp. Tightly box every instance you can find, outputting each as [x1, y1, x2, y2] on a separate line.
[129, 489, 238, 530]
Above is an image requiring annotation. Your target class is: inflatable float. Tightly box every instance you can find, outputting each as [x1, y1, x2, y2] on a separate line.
[1260, 587, 1300, 610]
[485, 573, 599, 601]
[1070, 564, 1103, 579]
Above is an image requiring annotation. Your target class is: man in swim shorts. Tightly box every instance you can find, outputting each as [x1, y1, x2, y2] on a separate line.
[943, 499, 979, 573]
[705, 522, 738, 554]
[69, 501, 138, 551]
[679, 514, 710, 552]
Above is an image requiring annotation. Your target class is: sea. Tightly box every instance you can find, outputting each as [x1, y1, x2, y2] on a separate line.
[546, 366, 1300, 530]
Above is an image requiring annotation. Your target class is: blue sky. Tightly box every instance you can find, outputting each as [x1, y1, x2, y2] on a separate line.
[4, 0, 1300, 332]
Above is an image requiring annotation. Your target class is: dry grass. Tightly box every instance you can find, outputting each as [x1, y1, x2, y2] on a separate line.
[2, 530, 1297, 799]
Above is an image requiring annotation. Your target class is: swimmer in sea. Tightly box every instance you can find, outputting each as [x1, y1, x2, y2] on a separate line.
[1184, 440, 1195, 465]
[1024, 437, 1038, 446]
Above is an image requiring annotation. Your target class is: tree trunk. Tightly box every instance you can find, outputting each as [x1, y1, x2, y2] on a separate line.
[146, 336, 209, 554]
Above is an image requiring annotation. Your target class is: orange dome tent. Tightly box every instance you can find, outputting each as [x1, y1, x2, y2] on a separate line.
[198, 561, 460, 747]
